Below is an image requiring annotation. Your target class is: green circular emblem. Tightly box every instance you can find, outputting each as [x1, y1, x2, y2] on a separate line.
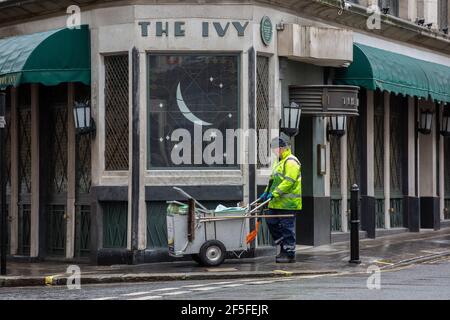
[260, 16, 273, 46]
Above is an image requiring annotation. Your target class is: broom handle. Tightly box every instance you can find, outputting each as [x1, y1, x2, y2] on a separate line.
[199, 214, 293, 222]
[173, 187, 209, 211]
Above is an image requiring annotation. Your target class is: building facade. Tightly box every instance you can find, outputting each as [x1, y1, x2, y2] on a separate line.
[0, 0, 449, 265]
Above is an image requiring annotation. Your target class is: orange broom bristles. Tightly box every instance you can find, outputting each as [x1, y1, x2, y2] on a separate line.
[246, 221, 261, 244]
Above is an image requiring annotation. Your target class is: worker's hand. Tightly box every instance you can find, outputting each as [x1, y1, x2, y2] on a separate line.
[266, 192, 273, 201]
[258, 192, 268, 202]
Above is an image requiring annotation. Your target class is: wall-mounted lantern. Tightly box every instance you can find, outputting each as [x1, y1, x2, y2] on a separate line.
[440, 108, 450, 137]
[327, 115, 347, 140]
[281, 102, 301, 137]
[418, 109, 433, 135]
[73, 100, 96, 136]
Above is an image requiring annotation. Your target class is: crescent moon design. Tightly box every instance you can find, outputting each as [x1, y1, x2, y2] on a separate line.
[176, 83, 212, 126]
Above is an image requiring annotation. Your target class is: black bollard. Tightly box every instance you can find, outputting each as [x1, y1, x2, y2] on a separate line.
[349, 184, 361, 264]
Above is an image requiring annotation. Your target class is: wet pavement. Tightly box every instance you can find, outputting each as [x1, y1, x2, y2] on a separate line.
[2, 255, 450, 300]
[1, 227, 450, 286]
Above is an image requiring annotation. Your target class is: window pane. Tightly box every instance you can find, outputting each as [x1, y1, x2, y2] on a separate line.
[148, 54, 239, 168]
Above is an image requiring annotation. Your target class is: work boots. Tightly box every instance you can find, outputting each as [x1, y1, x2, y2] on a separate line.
[276, 252, 296, 263]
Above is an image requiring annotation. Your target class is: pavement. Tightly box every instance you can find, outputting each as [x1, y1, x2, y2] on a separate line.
[1, 227, 450, 288]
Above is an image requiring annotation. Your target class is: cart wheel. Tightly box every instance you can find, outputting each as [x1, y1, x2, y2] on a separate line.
[199, 240, 226, 267]
[191, 254, 204, 265]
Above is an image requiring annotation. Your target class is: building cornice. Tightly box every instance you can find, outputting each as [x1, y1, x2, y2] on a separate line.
[1, 0, 450, 54]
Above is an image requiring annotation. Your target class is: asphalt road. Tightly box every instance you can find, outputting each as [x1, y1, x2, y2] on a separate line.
[1, 257, 450, 300]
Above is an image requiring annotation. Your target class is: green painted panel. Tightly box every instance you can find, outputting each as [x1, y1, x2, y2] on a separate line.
[390, 198, 404, 228]
[46, 205, 66, 256]
[75, 205, 91, 257]
[375, 198, 385, 229]
[147, 202, 168, 249]
[103, 202, 128, 249]
[331, 199, 342, 232]
[445, 199, 450, 220]
[18, 204, 30, 256]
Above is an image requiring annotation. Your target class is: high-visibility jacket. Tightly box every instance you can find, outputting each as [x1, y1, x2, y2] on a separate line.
[264, 148, 302, 211]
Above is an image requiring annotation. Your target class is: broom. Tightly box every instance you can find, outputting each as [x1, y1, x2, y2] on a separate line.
[246, 181, 273, 244]
[246, 220, 261, 244]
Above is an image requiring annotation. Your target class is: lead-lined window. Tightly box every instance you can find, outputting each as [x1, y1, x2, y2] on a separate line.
[104, 54, 129, 171]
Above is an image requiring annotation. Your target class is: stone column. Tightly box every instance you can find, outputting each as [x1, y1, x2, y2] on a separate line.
[399, 0, 418, 22]
[424, 0, 439, 30]
[418, 99, 440, 230]
[89, 27, 102, 264]
[405, 96, 420, 232]
[296, 116, 330, 246]
[138, 49, 147, 252]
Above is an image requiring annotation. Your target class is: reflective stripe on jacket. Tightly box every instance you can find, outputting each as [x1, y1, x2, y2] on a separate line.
[265, 148, 302, 210]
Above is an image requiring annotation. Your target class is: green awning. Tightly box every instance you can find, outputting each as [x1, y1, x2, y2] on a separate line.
[0, 25, 90, 89]
[335, 43, 450, 103]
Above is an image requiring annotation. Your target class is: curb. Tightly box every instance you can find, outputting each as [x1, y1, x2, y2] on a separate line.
[381, 251, 450, 270]
[0, 270, 337, 288]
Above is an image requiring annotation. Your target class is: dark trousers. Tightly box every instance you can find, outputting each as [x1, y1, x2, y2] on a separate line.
[266, 209, 299, 257]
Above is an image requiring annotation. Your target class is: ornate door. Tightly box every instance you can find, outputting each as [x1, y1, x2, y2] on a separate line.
[17, 85, 32, 255]
[3, 89, 12, 254]
[41, 85, 68, 256]
[445, 138, 450, 220]
[389, 96, 405, 228]
[330, 135, 342, 232]
[374, 91, 385, 229]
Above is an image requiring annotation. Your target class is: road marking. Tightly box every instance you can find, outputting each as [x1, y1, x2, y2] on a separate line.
[298, 275, 331, 279]
[273, 270, 293, 276]
[160, 291, 191, 296]
[374, 260, 394, 266]
[182, 284, 210, 288]
[249, 280, 275, 285]
[208, 281, 233, 285]
[150, 287, 181, 292]
[91, 297, 117, 300]
[191, 287, 219, 291]
[421, 250, 449, 255]
[274, 278, 295, 282]
[122, 291, 153, 297]
[130, 295, 163, 300]
[205, 268, 238, 272]
[221, 283, 244, 288]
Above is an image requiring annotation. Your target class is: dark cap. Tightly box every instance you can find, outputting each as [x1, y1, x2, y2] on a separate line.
[270, 136, 289, 149]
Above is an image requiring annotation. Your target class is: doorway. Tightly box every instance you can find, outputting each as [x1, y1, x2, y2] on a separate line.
[40, 84, 68, 257]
